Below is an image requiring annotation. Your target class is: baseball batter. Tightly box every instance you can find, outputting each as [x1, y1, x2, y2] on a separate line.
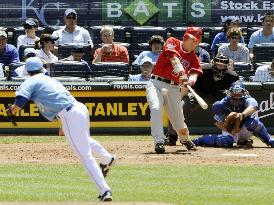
[146, 27, 203, 154]
[7, 57, 115, 202]
[192, 81, 274, 148]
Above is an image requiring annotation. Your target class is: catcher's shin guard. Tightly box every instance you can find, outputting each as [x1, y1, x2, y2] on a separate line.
[193, 134, 233, 148]
[245, 118, 274, 147]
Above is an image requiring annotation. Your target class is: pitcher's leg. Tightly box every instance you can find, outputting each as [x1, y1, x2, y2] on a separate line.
[89, 138, 113, 165]
[60, 103, 111, 195]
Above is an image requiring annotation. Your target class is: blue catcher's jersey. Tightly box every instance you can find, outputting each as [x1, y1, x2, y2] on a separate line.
[214, 95, 258, 122]
[16, 73, 76, 121]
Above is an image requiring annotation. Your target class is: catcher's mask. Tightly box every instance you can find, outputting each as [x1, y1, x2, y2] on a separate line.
[226, 81, 249, 110]
[212, 54, 230, 80]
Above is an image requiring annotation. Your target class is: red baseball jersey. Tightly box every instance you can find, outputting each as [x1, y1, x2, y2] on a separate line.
[153, 37, 202, 84]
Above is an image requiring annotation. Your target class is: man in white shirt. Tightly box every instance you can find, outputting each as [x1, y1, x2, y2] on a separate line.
[52, 9, 93, 47]
[253, 59, 274, 82]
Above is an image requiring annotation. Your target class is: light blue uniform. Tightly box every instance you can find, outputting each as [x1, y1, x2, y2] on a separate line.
[13, 57, 114, 199]
[16, 73, 75, 121]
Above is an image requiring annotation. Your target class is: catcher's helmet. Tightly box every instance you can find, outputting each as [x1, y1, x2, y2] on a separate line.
[212, 54, 230, 80]
[226, 81, 249, 110]
[183, 27, 203, 43]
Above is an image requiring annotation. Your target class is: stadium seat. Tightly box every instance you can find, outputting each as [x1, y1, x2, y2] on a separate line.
[131, 64, 140, 75]
[91, 62, 130, 80]
[168, 27, 187, 40]
[233, 63, 254, 81]
[129, 26, 167, 45]
[253, 43, 274, 64]
[89, 25, 126, 47]
[50, 61, 91, 79]
[58, 44, 93, 64]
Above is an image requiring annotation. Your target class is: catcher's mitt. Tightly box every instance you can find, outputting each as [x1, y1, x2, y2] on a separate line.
[6, 107, 17, 126]
[223, 112, 243, 135]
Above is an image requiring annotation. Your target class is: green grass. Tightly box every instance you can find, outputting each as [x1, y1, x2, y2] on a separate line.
[0, 164, 274, 205]
[0, 135, 152, 144]
[0, 135, 273, 204]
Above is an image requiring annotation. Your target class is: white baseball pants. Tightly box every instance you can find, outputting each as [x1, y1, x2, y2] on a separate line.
[146, 79, 187, 144]
[58, 101, 112, 196]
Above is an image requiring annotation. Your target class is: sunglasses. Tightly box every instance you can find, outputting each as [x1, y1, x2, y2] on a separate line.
[66, 16, 77, 19]
[45, 41, 55, 44]
[230, 36, 240, 40]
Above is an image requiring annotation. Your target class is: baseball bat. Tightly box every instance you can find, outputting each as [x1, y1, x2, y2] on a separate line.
[186, 85, 208, 110]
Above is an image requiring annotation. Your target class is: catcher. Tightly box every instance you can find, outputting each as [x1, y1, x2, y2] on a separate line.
[192, 81, 274, 148]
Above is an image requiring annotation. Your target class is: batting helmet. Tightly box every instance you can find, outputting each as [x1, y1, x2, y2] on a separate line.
[183, 27, 203, 43]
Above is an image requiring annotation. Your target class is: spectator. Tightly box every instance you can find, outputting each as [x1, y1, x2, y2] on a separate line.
[0, 31, 20, 66]
[248, 12, 274, 60]
[61, 46, 91, 74]
[17, 18, 39, 49]
[253, 59, 274, 82]
[133, 35, 164, 65]
[92, 26, 129, 64]
[12, 48, 48, 77]
[218, 27, 249, 63]
[129, 57, 154, 81]
[52, 9, 93, 47]
[35, 34, 58, 70]
[165, 54, 239, 146]
[0, 63, 4, 77]
[211, 17, 244, 55]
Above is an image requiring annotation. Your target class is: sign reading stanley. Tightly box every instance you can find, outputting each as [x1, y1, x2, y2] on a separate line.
[0, 91, 151, 128]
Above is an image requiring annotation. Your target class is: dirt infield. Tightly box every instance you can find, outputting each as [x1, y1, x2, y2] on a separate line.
[0, 137, 274, 165]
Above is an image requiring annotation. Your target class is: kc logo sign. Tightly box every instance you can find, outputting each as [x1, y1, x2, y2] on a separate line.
[102, 0, 184, 25]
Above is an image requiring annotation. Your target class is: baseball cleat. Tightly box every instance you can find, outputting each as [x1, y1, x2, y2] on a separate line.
[100, 191, 112, 202]
[237, 139, 253, 148]
[155, 143, 165, 154]
[180, 140, 197, 151]
[100, 155, 116, 178]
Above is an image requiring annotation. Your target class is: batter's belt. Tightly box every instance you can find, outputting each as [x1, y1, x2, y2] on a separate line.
[151, 75, 179, 85]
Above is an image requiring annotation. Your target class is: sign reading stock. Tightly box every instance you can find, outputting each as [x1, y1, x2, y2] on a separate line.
[0, 0, 272, 27]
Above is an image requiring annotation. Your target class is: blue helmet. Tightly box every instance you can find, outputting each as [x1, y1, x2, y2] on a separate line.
[25, 57, 43, 72]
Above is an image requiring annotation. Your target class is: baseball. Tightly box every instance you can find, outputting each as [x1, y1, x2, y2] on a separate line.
[161, 88, 168, 96]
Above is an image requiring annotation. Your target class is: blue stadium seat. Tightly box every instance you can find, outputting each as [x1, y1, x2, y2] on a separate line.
[89, 25, 126, 47]
[233, 63, 254, 81]
[50, 62, 91, 79]
[131, 64, 141, 75]
[91, 62, 130, 80]
[168, 27, 187, 40]
[253, 43, 274, 64]
[129, 26, 167, 45]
